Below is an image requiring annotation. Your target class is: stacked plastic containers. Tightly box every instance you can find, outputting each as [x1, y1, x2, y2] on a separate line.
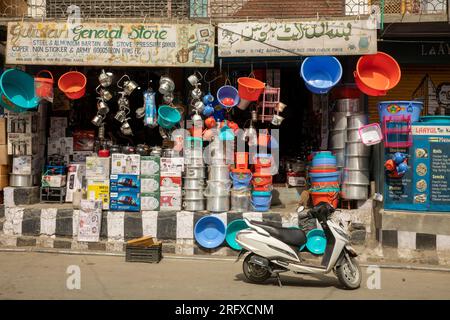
[251, 153, 273, 212]
[308, 151, 340, 208]
[183, 137, 206, 211]
[230, 152, 252, 212]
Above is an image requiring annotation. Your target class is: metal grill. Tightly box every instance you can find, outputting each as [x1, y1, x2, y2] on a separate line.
[345, 0, 447, 15]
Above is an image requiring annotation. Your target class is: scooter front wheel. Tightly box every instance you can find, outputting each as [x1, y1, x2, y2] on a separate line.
[243, 253, 271, 284]
[336, 256, 362, 290]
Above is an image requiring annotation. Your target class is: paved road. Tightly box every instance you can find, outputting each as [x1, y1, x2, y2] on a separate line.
[0, 251, 449, 300]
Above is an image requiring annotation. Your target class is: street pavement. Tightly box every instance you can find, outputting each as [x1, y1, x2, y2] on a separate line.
[0, 251, 449, 300]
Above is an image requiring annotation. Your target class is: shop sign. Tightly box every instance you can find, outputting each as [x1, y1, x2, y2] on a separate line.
[218, 19, 377, 57]
[6, 22, 215, 67]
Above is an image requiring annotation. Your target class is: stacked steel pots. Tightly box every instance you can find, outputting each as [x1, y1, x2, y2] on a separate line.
[230, 152, 252, 212]
[251, 154, 273, 212]
[183, 137, 206, 211]
[205, 164, 231, 212]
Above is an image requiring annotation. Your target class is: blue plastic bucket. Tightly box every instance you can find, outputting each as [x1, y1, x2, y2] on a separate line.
[306, 229, 327, 255]
[313, 151, 333, 158]
[0, 69, 39, 113]
[312, 157, 337, 167]
[230, 172, 253, 189]
[301, 56, 343, 94]
[157, 105, 181, 129]
[217, 85, 240, 108]
[419, 116, 450, 124]
[378, 101, 423, 122]
[309, 171, 340, 183]
[225, 219, 249, 250]
[251, 191, 272, 212]
[194, 215, 226, 249]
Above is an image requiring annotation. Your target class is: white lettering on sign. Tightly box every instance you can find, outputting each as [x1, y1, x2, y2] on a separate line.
[421, 43, 450, 56]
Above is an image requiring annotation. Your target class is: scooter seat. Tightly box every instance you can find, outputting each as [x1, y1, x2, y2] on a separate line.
[252, 221, 307, 247]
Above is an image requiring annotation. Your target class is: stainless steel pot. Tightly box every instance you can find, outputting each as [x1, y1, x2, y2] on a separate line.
[332, 148, 345, 167]
[345, 141, 370, 156]
[345, 156, 369, 170]
[330, 112, 347, 130]
[206, 195, 230, 212]
[185, 166, 206, 179]
[183, 189, 204, 199]
[208, 164, 230, 181]
[184, 148, 203, 159]
[341, 183, 368, 200]
[329, 129, 346, 149]
[204, 180, 231, 196]
[10, 174, 36, 187]
[231, 188, 251, 212]
[183, 198, 205, 211]
[184, 156, 204, 166]
[347, 128, 361, 142]
[347, 114, 368, 129]
[342, 169, 369, 185]
[183, 178, 205, 189]
[335, 99, 360, 113]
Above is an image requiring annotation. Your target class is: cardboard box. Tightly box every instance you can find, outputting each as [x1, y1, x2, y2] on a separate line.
[7, 133, 39, 155]
[49, 126, 66, 138]
[87, 179, 110, 210]
[12, 156, 42, 175]
[160, 176, 182, 189]
[0, 118, 6, 145]
[0, 174, 9, 190]
[65, 163, 86, 202]
[160, 190, 182, 211]
[141, 192, 160, 211]
[85, 156, 110, 179]
[160, 157, 184, 177]
[78, 200, 102, 242]
[141, 175, 160, 193]
[141, 156, 160, 176]
[110, 174, 141, 192]
[73, 151, 94, 163]
[6, 113, 38, 133]
[42, 175, 67, 187]
[73, 130, 95, 151]
[0, 145, 10, 165]
[50, 117, 68, 129]
[47, 137, 73, 155]
[111, 154, 140, 175]
[110, 191, 140, 212]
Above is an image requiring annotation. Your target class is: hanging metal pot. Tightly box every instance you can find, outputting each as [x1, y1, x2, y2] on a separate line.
[97, 100, 110, 115]
[118, 95, 129, 108]
[120, 121, 133, 136]
[98, 69, 113, 87]
[159, 76, 175, 95]
[114, 109, 128, 123]
[187, 71, 202, 86]
[96, 85, 113, 101]
[91, 114, 105, 127]
[135, 106, 145, 119]
[163, 93, 174, 104]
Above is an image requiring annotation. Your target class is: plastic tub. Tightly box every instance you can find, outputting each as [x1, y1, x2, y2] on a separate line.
[237, 77, 265, 101]
[0, 69, 39, 112]
[359, 123, 383, 146]
[217, 85, 240, 108]
[58, 71, 87, 100]
[306, 229, 327, 255]
[310, 191, 339, 208]
[309, 171, 340, 183]
[301, 56, 343, 94]
[311, 181, 340, 190]
[312, 156, 337, 167]
[158, 105, 181, 129]
[230, 171, 253, 189]
[251, 191, 272, 212]
[378, 101, 423, 122]
[194, 215, 226, 249]
[226, 219, 249, 250]
[253, 153, 273, 167]
[419, 116, 450, 124]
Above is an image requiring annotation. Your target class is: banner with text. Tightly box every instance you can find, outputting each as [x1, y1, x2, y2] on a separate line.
[6, 22, 215, 67]
[218, 19, 377, 57]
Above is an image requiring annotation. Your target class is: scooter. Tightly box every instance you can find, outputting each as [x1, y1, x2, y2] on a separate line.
[235, 202, 362, 290]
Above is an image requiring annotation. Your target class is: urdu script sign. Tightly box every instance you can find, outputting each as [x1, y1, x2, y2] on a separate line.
[218, 19, 377, 57]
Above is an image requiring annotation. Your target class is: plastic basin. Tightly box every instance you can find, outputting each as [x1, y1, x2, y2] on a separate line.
[194, 216, 226, 249]
[306, 229, 327, 255]
[225, 219, 249, 250]
[301, 56, 342, 94]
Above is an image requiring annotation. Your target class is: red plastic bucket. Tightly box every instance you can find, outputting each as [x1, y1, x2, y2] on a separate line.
[35, 70, 54, 98]
[311, 191, 339, 208]
[237, 77, 265, 101]
[235, 152, 249, 169]
[311, 181, 340, 189]
[354, 52, 401, 97]
[252, 174, 272, 190]
[58, 71, 87, 100]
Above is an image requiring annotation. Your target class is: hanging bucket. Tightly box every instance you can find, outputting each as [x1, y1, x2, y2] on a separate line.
[378, 101, 423, 123]
[35, 70, 54, 100]
[158, 105, 181, 129]
[300, 56, 342, 94]
[58, 71, 87, 100]
[217, 85, 240, 108]
[237, 77, 265, 101]
[354, 52, 401, 96]
[0, 69, 39, 113]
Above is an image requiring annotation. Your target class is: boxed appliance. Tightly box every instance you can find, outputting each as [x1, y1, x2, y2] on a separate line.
[160, 176, 182, 190]
[141, 175, 160, 193]
[47, 137, 73, 155]
[110, 191, 140, 211]
[49, 126, 66, 138]
[111, 154, 140, 175]
[141, 192, 160, 211]
[110, 174, 141, 192]
[85, 156, 110, 179]
[87, 179, 110, 210]
[6, 113, 38, 133]
[78, 200, 102, 242]
[140, 156, 161, 176]
[160, 157, 184, 177]
[12, 156, 42, 175]
[160, 190, 182, 211]
[41, 175, 67, 187]
[50, 117, 68, 129]
[73, 130, 95, 151]
[7, 133, 39, 155]
[73, 151, 94, 163]
[65, 163, 86, 202]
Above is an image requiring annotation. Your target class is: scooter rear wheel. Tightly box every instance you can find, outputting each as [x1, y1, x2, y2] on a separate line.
[243, 253, 271, 284]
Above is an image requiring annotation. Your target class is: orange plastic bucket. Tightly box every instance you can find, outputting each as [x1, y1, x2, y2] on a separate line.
[311, 191, 339, 208]
[354, 52, 401, 96]
[309, 167, 337, 174]
[235, 152, 249, 169]
[35, 70, 54, 98]
[252, 173, 272, 187]
[58, 71, 87, 100]
[311, 181, 340, 189]
[237, 77, 265, 101]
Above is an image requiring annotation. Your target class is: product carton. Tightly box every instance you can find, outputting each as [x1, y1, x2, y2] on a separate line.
[73, 151, 94, 163]
[140, 175, 160, 193]
[110, 191, 140, 212]
[85, 156, 110, 179]
[47, 137, 73, 155]
[42, 175, 67, 187]
[73, 130, 95, 151]
[111, 154, 140, 175]
[87, 179, 110, 210]
[50, 117, 68, 129]
[141, 192, 160, 211]
[140, 156, 161, 176]
[7, 133, 39, 155]
[12, 156, 42, 175]
[6, 113, 38, 133]
[49, 126, 66, 138]
[160, 157, 184, 177]
[65, 163, 86, 202]
[110, 174, 141, 192]
[160, 190, 182, 211]
[160, 176, 182, 190]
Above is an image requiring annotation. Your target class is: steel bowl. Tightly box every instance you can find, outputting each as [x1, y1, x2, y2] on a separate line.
[341, 183, 369, 200]
[335, 98, 361, 113]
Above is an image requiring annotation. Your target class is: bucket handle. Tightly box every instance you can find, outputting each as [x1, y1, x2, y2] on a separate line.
[36, 70, 53, 81]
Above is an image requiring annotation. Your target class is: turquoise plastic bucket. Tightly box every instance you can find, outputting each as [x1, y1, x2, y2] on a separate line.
[306, 229, 327, 255]
[378, 101, 423, 122]
[419, 116, 450, 124]
[157, 105, 181, 129]
[301, 56, 343, 94]
[0, 69, 39, 113]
